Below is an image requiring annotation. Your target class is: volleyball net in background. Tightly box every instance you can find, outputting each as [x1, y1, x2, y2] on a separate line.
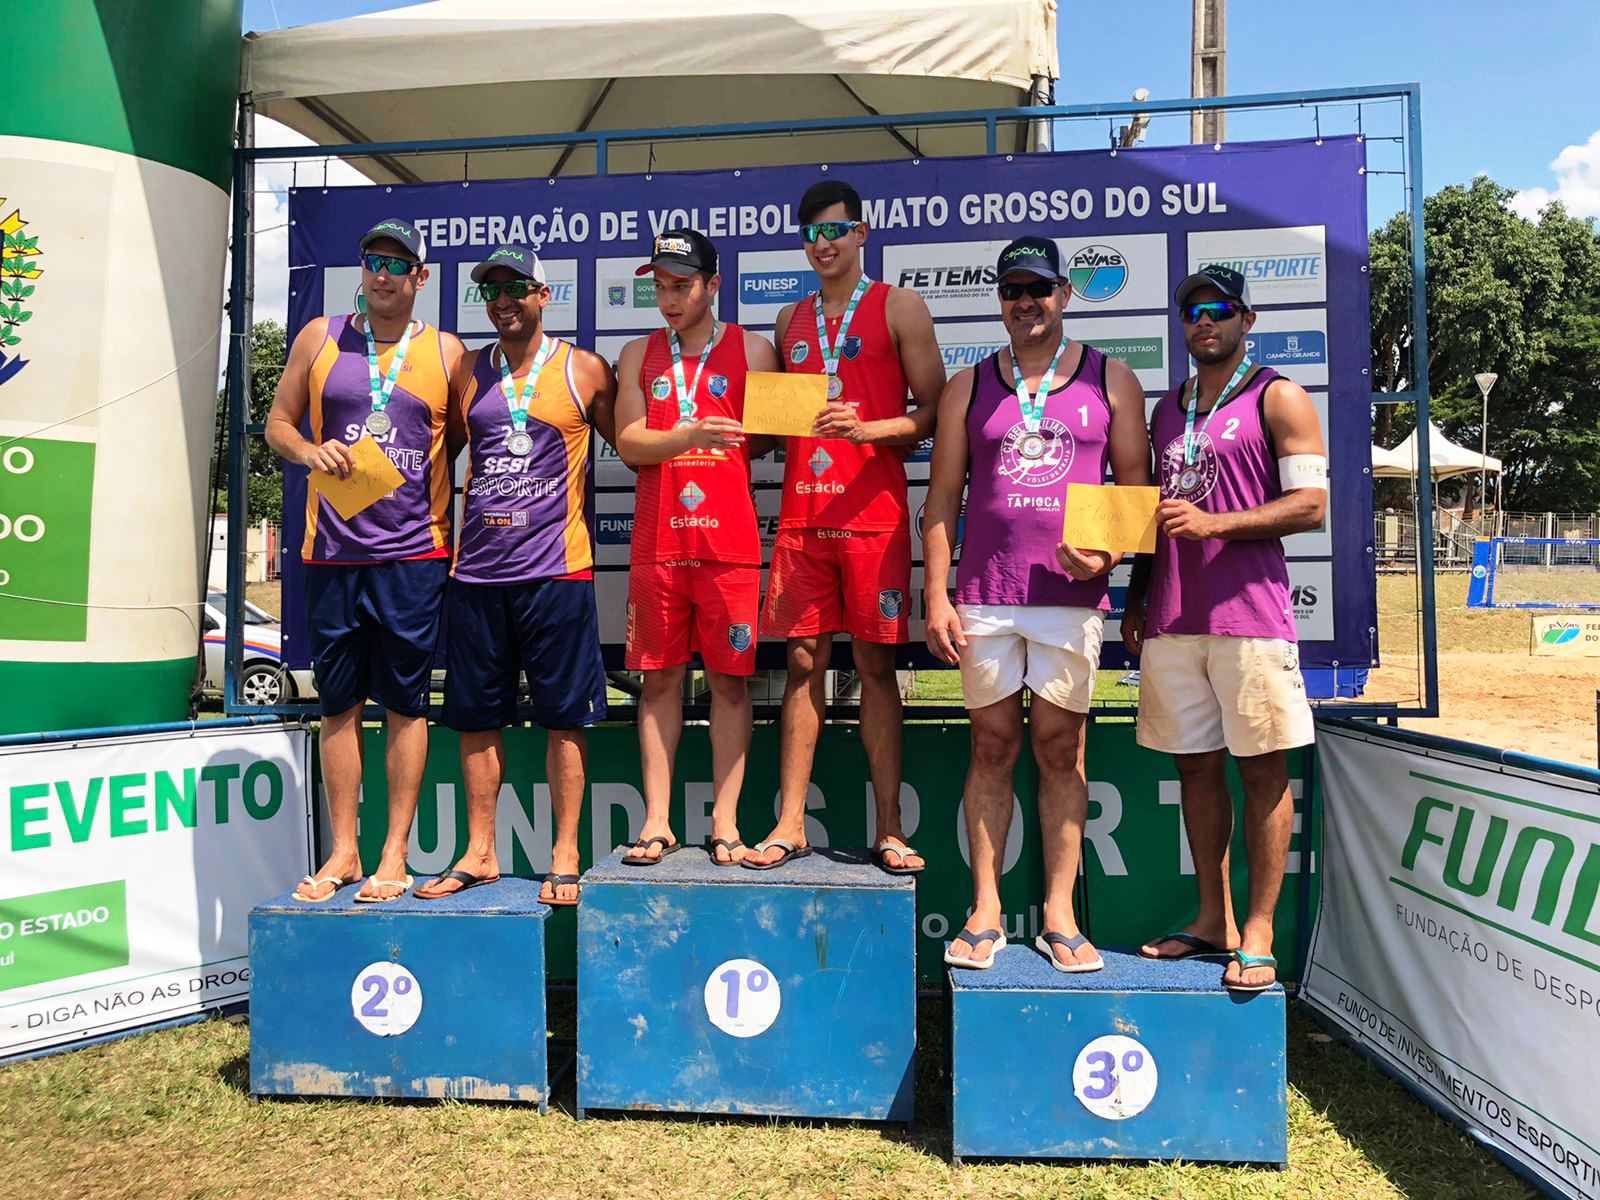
[1466, 537, 1600, 609]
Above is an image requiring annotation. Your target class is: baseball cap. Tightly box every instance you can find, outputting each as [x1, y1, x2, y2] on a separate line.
[359, 217, 426, 263]
[995, 236, 1065, 282]
[635, 228, 717, 277]
[1174, 265, 1251, 310]
[470, 244, 548, 285]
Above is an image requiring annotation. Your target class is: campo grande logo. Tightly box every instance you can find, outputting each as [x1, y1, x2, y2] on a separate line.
[0, 195, 42, 388]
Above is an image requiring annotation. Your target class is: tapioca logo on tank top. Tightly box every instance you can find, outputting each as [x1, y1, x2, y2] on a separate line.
[1159, 433, 1220, 503]
[998, 417, 1076, 488]
[0, 196, 43, 388]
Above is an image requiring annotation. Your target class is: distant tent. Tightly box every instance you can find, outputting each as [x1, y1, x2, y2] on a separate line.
[1371, 422, 1503, 480]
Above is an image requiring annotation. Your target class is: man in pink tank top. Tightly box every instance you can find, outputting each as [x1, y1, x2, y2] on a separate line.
[1123, 266, 1327, 992]
[923, 237, 1150, 971]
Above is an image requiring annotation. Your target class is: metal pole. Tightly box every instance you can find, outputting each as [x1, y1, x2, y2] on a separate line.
[1028, 74, 1055, 153]
[1407, 85, 1440, 718]
[224, 96, 254, 711]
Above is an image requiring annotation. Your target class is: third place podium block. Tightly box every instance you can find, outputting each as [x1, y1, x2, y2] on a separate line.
[949, 948, 1287, 1165]
[577, 847, 916, 1122]
[249, 879, 552, 1105]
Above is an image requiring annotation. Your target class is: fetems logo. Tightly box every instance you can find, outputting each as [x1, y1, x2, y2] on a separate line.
[0, 196, 43, 388]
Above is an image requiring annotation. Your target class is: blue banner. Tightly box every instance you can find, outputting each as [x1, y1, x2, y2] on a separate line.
[285, 136, 1373, 676]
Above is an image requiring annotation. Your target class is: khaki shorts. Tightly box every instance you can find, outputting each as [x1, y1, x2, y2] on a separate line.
[1136, 634, 1314, 757]
[956, 603, 1104, 713]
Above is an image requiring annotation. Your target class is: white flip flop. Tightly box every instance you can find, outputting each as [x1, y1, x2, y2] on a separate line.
[353, 874, 415, 903]
[944, 928, 1007, 969]
[293, 875, 356, 903]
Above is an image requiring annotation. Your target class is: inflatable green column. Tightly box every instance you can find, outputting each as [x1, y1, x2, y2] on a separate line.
[0, 1, 242, 733]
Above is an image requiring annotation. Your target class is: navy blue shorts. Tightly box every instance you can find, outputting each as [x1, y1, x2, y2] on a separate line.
[305, 558, 449, 718]
[443, 578, 608, 732]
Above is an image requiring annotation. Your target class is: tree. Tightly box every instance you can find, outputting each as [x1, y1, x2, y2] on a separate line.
[1370, 178, 1600, 512]
[211, 319, 288, 522]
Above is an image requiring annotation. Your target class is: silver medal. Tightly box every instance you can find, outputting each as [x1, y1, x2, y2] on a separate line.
[365, 410, 392, 436]
[506, 430, 534, 458]
[826, 374, 844, 401]
[1177, 465, 1201, 495]
[1019, 432, 1047, 461]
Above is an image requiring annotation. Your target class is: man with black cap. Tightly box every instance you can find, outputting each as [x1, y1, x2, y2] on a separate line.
[409, 244, 616, 906]
[609, 229, 780, 868]
[267, 218, 465, 903]
[1125, 265, 1326, 992]
[924, 236, 1150, 970]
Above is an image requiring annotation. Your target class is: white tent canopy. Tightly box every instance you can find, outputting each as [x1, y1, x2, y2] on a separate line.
[242, 0, 1060, 182]
[1372, 422, 1503, 480]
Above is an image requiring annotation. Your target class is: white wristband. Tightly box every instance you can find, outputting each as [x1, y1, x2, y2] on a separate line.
[1279, 453, 1327, 492]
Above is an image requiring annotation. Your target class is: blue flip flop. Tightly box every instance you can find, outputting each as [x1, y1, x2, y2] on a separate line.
[1224, 950, 1278, 993]
[740, 839, 812, 870]
[1037, 931, 1104, 974]
[622, 835, 682, 866]
[1140, 931, 1230, 961]
[943, 928, 1006, 969]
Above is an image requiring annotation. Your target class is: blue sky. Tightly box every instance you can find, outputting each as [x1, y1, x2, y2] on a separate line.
[241, 0, 1600, 217]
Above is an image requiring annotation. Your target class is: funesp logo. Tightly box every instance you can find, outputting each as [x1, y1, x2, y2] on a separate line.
[0, 195, 43, 388]
[740, 271, 819, 304]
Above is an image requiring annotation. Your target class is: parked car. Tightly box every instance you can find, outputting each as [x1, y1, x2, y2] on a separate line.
[201, 592, 316, 705]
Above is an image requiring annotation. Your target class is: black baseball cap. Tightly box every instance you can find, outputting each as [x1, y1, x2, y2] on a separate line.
[1174, 265, 1252, 310]
[635, 228, 717, 277]
[470, 244, 547, 284]
[996, 236, 1065, 282]
[360, 217, 426, 263]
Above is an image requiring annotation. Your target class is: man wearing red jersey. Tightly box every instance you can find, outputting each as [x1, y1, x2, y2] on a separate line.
[615, 230, 781, 866]
[749, 180, 946, 871]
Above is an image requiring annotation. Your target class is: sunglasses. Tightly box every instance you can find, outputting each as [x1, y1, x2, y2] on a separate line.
[478, 279, 540, 301]
[1180, 300, 1245, 325]
[800, 220, 861, 245]
[361, 253, 419, 277]
[998, 279, 1061, 302]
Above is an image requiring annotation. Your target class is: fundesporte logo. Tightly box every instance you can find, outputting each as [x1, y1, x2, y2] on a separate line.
[0, 196, 42, 388]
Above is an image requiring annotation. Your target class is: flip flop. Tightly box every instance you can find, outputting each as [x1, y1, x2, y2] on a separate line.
[1139, 931, 1229, 960]
[872, 842, 925, 875]
[622, 835, 682, 867]
[740, 839, 813, 870]
[1037, 931, 1104, 974]
[943, 928, 1006, 969]
[540, 873, 581, 908]
[1224, 950, 1278, 993]
[413, 868, 501, 899]
[293, 874, 359, 903]
[353, 874, 415, 904]
[707, 838, 746, 866]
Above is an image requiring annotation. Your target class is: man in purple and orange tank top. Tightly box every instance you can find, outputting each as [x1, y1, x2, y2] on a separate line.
[1124, 266, 1327, 992]
[410, 245, 617, 908]
[267, 218, 465, 903]
[924, 237, 1151, 972]
[613, 230, 780, 868]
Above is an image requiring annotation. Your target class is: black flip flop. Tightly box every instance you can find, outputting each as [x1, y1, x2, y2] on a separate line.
[741, 839, 812, 870]
[872, 842, 925, 875]
[1139, 931, 1229, 960]
[707, 837, 746, 866]
[541, 873, 580, 907]
[622, 835, 682, 866]
[413, 868, 501, 899]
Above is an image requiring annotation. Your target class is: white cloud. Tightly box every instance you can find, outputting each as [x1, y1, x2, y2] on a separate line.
[1511, 128, 1600, 220]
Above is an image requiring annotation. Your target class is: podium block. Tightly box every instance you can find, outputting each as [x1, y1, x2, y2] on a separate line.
[577, 848, 916, 1122]
[949, 948, 1286, 1165]
[249, 880, 552, 1105]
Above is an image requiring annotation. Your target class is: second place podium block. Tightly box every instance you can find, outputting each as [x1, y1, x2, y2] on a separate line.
[577, 847, 917, 1122]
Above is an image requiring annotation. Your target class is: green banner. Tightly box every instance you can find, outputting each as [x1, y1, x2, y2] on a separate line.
[0, 879, 129, 992]
[343, 722, 1317, 984]
[0, 437, 94, 642]
[1081, 337, 1165, 370]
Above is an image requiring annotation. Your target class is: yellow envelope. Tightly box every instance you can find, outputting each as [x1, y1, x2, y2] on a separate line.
[742, 371, 830, 437]
[311, 434, 406, 521]
[1062, 483, 1160, 554]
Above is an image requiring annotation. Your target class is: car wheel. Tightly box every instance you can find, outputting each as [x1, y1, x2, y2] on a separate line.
[240, 662, 293, 706]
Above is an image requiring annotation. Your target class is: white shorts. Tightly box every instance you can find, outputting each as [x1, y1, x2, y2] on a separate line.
[1136, 633, 1315, 757]
[956, 604, 1104, 713]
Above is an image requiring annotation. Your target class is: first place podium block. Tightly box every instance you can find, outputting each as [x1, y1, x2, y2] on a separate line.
[249, 879, 552, 1106]
[950, 948, 1286, 1165]
[577, 848, 916, 1122]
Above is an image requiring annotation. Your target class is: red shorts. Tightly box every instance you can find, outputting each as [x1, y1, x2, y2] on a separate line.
[762, 527, 910, 643]
[626, 560, 761, 676]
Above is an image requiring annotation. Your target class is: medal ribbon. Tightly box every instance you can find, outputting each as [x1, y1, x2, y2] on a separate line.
[813, 276, 871, 394]
[496, 335, 556, 433]
[667, 322, 717, 422]
[362, 316, 416, 421]
[1183, 357, 1254, 465]
[1008, 334, 1071, 434]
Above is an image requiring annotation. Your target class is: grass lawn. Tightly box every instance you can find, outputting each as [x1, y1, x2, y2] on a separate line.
[0, 999, 1533, 1200]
